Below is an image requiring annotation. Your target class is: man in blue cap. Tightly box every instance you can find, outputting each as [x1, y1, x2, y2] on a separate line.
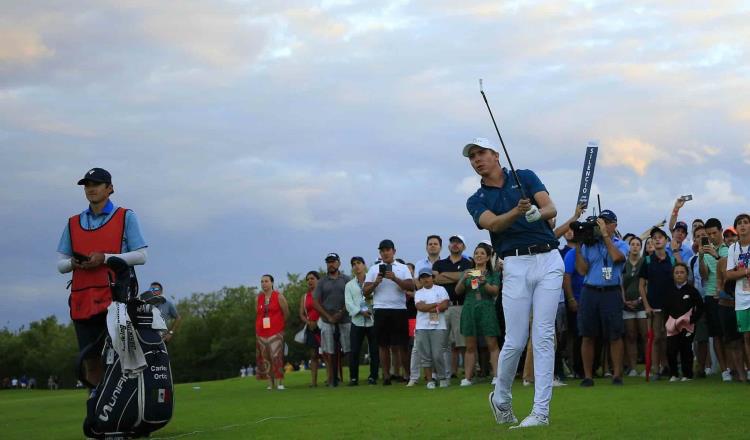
[574, 210, 629, 386]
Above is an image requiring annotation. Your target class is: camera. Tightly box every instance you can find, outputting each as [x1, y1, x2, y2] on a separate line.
[570, 217, 603, 245]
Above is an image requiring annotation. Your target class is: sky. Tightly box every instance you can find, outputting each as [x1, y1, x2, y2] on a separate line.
[1, 0, 749, 329]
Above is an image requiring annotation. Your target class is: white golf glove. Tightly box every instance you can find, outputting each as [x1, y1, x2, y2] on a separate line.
[525, 205, 541, 222]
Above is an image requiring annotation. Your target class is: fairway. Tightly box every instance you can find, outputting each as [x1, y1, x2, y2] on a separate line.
[0, 373, 747, 439]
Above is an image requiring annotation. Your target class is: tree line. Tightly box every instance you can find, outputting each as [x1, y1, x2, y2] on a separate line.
[0, 273, 312, 388]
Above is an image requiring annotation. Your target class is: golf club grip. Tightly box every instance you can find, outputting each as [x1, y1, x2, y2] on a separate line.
[480, 90, 527, 199]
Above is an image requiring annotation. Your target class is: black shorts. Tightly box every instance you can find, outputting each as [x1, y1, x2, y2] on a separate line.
[718, 303, 741, 343]
[73, 312, 107, 357]
[704, 296, 724, 337]
[374, 308, 409, 347]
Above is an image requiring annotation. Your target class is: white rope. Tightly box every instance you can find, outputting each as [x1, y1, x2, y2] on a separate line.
[150, 415, 306, 439]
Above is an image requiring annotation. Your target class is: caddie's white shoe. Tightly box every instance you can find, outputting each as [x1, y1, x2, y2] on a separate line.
[460, 378, 473, 387]
[276, 384, 285, 390]
[491, 377, 498, 385]
[406, 379, 418, 387]
[510, 412, 549, 429]
[488, 392, 517, 425]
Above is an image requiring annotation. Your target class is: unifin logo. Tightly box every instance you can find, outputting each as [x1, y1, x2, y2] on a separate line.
[98, 374, 128, 421]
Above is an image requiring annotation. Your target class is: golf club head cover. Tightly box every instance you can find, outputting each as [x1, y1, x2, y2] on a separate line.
[138, 290, 166, 306]
[106, 256, 131, 304]
[525, 205, 541, 222]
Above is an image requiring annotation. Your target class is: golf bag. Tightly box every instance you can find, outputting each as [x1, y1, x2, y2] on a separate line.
[82, 257, 174, 439]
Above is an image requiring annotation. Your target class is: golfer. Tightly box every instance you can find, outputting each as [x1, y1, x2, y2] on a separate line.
[464, 138, 563, 429]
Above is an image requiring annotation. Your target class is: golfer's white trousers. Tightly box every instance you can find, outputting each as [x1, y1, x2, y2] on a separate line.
[492, 251, 564, 417]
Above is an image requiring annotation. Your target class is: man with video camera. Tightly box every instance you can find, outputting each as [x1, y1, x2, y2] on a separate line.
[574, 210, 628, 386]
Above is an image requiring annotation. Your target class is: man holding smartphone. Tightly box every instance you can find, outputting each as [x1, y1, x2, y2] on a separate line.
[56, 168, 148, 389]
[363, 239, 415, 385]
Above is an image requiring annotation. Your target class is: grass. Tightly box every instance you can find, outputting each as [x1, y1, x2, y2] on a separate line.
[0, 371, 747, 439]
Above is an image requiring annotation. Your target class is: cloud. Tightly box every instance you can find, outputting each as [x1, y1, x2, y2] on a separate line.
[701, 178, 746, 205]
[0, 27, 53, 64]
[3, 0, 750, 329]
[601, 138, 665, 175]
[456, 176, 480, 196]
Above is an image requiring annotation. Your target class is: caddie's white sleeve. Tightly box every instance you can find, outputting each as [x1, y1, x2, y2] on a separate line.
[104, 248, 148, 266]
[57, 254, 73, 274]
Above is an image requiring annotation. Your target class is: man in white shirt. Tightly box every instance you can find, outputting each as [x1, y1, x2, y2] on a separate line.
[414, 267, 451, 389]
[363, 239, 416, 385]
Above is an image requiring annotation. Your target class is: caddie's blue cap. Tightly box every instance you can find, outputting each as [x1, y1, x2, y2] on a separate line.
[418, 267, 433, 278]
[599, 210, 617, 222]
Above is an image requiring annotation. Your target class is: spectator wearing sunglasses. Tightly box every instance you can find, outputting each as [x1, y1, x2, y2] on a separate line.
[150, 282, 181, 343]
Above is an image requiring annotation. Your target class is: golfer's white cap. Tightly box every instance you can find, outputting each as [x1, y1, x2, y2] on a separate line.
[462, 137, 497, 157]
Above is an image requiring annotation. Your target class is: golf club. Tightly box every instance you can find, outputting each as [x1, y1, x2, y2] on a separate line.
[479, 79, 527, 199]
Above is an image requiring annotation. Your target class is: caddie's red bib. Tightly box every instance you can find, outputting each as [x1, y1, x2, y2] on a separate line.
[69, 208, 127, 320]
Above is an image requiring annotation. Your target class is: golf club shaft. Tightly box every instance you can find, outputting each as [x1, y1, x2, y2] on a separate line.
[479, 79, 527, 199]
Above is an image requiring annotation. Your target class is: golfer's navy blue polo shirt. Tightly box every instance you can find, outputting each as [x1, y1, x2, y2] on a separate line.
[467, 168, 558, 254]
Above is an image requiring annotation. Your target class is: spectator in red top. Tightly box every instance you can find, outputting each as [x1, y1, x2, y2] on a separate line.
[256, 274, 290, 390]
[299, 271, 322, 387]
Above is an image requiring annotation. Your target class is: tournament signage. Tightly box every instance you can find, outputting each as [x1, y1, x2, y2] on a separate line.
[577, 141, 599, 209]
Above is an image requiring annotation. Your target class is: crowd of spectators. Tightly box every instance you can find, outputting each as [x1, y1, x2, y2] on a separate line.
[255, 198, 750, 389]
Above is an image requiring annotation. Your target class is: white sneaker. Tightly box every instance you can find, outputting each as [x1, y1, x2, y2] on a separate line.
[746, 370, 750, 381]
[488, 392, 517, 424]
[705, 367, 714, 376]
[604, 372, 613, 378]
[552, 378, 567, 387]
[722, 369, 733, 382]
[627, 369, 639, 377]
[510, 412, 549, 429]
[276, 384, 285, 390]
[669, 376, 679, 382]
[522, 380, 532, 386]
[426, 381, 436, 390]
[439, 379, 450, 388]
[266, 385, 272, 390]
[460, 378, 473, 387]
[681, 377, 691, 382]
[406, 379, 418, 387]
[491, 377, 498, 385]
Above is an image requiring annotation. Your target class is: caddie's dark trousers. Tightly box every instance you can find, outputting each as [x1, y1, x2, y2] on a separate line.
[350, 324, 379, 382]
[667, 331, 694, 379]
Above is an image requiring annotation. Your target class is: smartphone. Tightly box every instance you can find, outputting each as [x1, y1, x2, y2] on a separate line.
[384, 263, 392, 273]
[72, 251, 90, 262]
[378, 264, 387, 275]
[680, 194, 693, 201]
[701, 237, 709, 246]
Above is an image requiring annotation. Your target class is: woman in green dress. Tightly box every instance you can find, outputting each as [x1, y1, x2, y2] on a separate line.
[456, 242, 501, 384]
